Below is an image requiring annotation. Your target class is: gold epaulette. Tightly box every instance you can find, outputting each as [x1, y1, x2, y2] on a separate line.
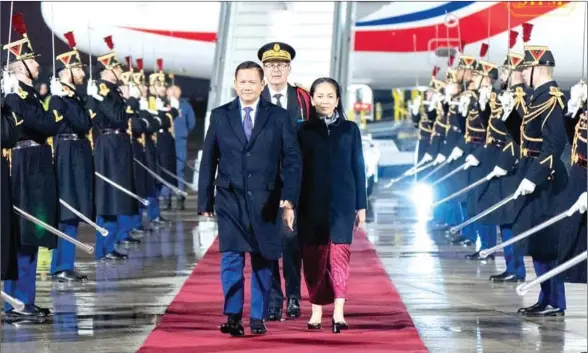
[513, 86, 528, 115]
[2, 149, 12, 175]
[47, 137, 55, 160]
[293, 82, 309, 92]
[549, 86, 565, 109]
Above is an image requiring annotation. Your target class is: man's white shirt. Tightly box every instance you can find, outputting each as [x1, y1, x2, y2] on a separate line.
[268, 85, 288, 109]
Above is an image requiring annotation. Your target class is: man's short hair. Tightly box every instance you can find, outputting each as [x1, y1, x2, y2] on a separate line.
[234, 61, 264, 81]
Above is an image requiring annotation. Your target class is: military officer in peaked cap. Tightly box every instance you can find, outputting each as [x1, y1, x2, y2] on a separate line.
[2, 14, 58, 322]
[257, 41, 311, 320]
[47, 31, 94, 282]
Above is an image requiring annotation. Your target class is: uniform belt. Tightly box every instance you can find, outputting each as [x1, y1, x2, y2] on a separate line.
[56, 134, 83, 141]
[522, 148, 540, 158]
[465, 136, 484, 144]
[13, 140, 41, 150]
[100, 128, 125, 135]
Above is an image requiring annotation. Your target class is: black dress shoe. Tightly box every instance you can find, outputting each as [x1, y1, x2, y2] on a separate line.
[151, 217, 171, 227]
[32, 305, 52, 317]
[104, 251, 128, 261]
[177, 196, 185, 210]
[501, 274, 525, 283]
[52, 270, 88, 283]
[4, 306, 48, 324]
[517, 302, 542, 314]
[489, 271, 510, 281]
[465, 251, 494, 261]
[220, 315, 245, 337]
[250, 319, 267, 335]
[267, 308, 282, 321]
[286, 298, 301, 319]
[524, 305, 565, 317]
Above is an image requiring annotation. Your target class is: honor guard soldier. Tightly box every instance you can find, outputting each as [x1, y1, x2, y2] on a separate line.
[89, 35, 140, 260]
[510, 45, 568, 317]
[411, 68, 442, 164]
[118, 56, 148, 241]
[481, 52, 530, 282]
[148, 59, 179, 212]
[2, 13, 58, 320]
[1, 99, 22, 293]
[47, 31, 94, 282]
[257, 41, 310, 320]
[553, 83, 587, 286]
[135, 58, 167, 228]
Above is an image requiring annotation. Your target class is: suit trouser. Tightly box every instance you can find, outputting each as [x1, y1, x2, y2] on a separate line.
[50, 220, 80, 274]
[533, 258, 566, 309]
[175, 137, 188, 193]
[270, 225, 302, 309]
[3, 245, 38, 312]
[221, 251, 273, 320]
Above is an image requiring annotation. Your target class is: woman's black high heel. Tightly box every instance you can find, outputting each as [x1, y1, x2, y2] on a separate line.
[307, 322, 322, 330]
[332, 319, 349, 333]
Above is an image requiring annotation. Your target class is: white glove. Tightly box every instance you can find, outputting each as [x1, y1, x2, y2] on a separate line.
[50, 78, 65, 97]
[421, 153, 433, 164]
[513, 178, 536, 199]
[2, 71, 19, 96]
[464, 154, 480, 170]
[567, 192, 588, 217]
[458, 94, 470, 116]
[427, 93, 440, 112]
[170, 97, 180, 110]
[129, 83, 141, 99]
[486, 166, 508, 180]
[139, 97, 149, 111]
[155, 97, 166, 111]
[434, 153, 446, 165]
[411, 95, 422, 116]
[478, 87, 491, 111]
[498, 91, 515, 121]
[87, 80, 103, 102]
[448, 147, 464, 162]
[567, 81, 587, 117]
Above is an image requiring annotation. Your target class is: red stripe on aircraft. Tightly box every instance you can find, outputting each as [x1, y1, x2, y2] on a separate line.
[121, 26, 217, 42]
[354, 2, 569, 52]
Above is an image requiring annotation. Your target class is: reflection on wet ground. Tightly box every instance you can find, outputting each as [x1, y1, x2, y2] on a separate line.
[1, 183, 586, 353]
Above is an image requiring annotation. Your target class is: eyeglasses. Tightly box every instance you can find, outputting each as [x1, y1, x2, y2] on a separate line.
[264, 63, 289, 71]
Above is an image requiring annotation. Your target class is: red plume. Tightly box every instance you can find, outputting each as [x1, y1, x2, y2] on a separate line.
[432, 66, 440, 77]
[63, 31, 76, 49]
[509, 30, 519, 49]
[136, 58, 143, 71]
[156, 58, 163, 72]
[522, 23, 533, 43]
[103, 35, 114, 50]
[479, 43, 489, 57]
[11, 13, 27, 36]
[125, 56, 132, 68]
[448, 55, 456, 66]
[458, 39, 466, 53]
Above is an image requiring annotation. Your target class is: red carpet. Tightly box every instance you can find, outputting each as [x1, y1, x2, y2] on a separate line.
[137, 229, 428, 353]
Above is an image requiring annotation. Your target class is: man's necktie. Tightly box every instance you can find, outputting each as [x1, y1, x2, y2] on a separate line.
[274, 94, 283, 108]
[243, 107, 253, 141]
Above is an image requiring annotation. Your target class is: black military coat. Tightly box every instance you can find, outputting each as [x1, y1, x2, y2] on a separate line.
[4, 82, 60, 249]
[1, 103, 22, 280]
[91, 79, 139, 216]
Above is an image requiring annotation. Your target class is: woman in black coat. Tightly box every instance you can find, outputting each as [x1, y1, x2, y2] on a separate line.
[297, 77, 367, 333]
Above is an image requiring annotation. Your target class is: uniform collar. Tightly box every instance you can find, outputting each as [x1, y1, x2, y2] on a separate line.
[534, 80, 557, 97]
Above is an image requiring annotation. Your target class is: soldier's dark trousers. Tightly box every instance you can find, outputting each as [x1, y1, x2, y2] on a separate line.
[501, 226, 526, 278]
[51, 220, 80, 274]
[533, 259, 567, 309]
[3, 245, 38, 312]
[95, 216, 118, 260]
[270, 226, 302, 310]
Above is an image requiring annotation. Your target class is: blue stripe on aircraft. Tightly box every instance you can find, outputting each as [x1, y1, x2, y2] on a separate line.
[355, 1, 476, 27]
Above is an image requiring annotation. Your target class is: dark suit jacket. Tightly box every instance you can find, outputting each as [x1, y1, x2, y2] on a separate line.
[198, 97, 302, 260]
[262, 83, 311, 129]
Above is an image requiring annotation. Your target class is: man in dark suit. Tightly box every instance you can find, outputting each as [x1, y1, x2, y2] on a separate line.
[258, 41, 310, 320]
[198, 61, 302, 336]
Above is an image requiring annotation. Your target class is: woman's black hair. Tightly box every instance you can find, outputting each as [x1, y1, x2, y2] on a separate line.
[309, 77, 346, 121]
